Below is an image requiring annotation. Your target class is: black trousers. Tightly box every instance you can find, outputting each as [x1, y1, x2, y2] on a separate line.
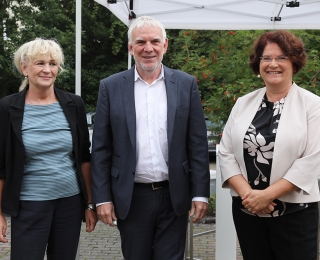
[117, 184, 189, 260]
[232, 200, 319, 260]
[11, 194, 83, 260]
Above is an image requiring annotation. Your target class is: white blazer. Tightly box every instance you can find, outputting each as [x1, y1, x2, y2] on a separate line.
[219, 83, 320, 203]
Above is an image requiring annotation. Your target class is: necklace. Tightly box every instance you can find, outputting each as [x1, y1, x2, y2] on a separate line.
[27, 95, 34, 105]
[26, 90, 57, 105]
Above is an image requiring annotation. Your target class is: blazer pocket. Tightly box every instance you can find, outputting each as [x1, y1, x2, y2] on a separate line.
[182, 160, 190, 174]
[111, 155, 121, 178]
[111, 166, 119, 178]
[112, 155, 121, 168]
[176, 106, 189, 114]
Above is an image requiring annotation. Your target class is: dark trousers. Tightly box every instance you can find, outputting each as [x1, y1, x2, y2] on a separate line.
[11, 194, 83, 260]
[232, 201, 319, 260]
[117, 184, 189, 260]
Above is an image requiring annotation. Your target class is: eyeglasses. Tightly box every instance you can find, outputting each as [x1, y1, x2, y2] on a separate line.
[260, 56, 288, 63]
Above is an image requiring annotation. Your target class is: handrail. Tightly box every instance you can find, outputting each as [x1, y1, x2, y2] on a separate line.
[184, 218, 215, 260]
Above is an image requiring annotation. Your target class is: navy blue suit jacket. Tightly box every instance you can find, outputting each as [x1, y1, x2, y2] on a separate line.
[91, 66, 210, 220]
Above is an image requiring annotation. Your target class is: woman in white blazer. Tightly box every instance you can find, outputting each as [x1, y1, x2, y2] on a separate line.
[219, 30, 320, 260]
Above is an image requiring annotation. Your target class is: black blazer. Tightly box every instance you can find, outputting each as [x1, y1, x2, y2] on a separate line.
[91, 66, 210, 220]
[0, 86, 91, 217]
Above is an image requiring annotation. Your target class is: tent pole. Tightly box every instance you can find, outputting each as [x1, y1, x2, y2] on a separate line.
[75, 1, 81, 256]
[75, 0, 82, 96]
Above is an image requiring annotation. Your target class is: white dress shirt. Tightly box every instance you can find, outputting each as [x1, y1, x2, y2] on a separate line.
[134, 66, 168, 183]
[133, 66, 207, 203]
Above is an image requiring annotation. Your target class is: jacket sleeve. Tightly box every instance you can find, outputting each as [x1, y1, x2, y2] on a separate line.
[186, 77, 210, 198]
[75, 96, 91, 163]
[218, 98, 243, 188]
[280, 94, 320, 194]
[91, 80, 113, 204]
[0, 99, 7, 179]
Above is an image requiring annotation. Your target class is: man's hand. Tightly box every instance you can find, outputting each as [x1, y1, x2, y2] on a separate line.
[85, 209, 98, 232]
[0, 214, 8, 243]
[97, 203, 117, 226]
[190, 201, 208, 223]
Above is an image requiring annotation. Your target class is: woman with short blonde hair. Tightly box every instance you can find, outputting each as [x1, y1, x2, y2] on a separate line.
[0, 38, 97, 260]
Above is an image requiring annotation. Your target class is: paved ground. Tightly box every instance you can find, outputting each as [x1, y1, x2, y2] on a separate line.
[0, 157, 226, 259]
[0, 216, 243, 260]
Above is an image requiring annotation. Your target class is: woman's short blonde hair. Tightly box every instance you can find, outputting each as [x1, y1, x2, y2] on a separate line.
[14, 38, 65, 91]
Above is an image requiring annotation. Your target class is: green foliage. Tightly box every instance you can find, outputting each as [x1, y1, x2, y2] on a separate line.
[165, 29, 320, 139]
[165, 30, 263, 136]
[0, 0, 128, 112]
[207, 194, 216, 217]
[80, 0, 128, 110]
[293, 30, 320, 96]
[0, 1, 21, 97]
[1, 3, 320, 124]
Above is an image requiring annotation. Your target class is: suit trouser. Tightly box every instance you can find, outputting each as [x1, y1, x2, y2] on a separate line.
[11, 194, 83, 260]
[117, 184, 189, 260]
[232, 199, 319, 260]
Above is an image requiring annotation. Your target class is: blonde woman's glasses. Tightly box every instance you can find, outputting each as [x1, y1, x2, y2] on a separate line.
[260, 56, 288, 63]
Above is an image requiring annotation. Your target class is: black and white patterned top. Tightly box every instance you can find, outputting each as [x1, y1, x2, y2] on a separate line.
[234, 94, 311, 217]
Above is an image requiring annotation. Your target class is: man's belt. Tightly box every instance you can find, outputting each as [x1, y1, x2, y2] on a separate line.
[134, 180, 169, 190]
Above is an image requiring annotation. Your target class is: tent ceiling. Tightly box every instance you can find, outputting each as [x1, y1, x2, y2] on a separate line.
[94, 0, 320, 30]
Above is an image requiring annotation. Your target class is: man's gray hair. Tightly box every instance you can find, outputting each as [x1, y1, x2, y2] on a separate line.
[128, 16, 167, 45]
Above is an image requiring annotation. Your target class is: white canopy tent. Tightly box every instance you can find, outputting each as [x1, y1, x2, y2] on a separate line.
[76, 0, 320, 95]
[75, 1, 320, 259]
[93, 0, 320, 30]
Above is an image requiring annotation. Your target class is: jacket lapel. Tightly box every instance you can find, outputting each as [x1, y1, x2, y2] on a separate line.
[54, 88, 78, 155]
[164, 66, 177, 147]
[121, 67, 136, 149]
[9, 88, 27, 145]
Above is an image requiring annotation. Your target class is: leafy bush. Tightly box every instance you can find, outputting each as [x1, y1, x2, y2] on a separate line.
[207, 194, 216, 217]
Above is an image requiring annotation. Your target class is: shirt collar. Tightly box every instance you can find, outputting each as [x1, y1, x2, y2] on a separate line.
[134, 65, 165, 83]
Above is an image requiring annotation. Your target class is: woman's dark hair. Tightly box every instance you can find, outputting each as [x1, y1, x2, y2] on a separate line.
[249, 30, 307, 75]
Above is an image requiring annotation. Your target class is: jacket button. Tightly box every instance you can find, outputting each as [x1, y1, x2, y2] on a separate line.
[132, 171, 135, 175]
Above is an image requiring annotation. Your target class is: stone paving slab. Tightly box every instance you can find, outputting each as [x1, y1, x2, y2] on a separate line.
[0, 216, 243, 260]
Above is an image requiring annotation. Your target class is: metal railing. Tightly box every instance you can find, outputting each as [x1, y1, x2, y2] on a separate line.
[184, 217, 215, 260]
[185, 146, 237, 259]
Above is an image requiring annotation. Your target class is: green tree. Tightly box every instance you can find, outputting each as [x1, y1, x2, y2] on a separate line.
[0, 0, 24, 98]
[80, 0, 128, 111]
[0, 0, 129, 111]
[1, 3, 320, 126]
[165, 29, 320, 139]
[294, 30, 320, 96]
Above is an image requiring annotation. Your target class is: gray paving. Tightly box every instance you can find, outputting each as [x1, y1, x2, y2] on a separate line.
[0, 216, 243, 260]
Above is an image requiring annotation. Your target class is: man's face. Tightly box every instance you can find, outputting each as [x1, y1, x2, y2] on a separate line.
[128, 25, 168, 74]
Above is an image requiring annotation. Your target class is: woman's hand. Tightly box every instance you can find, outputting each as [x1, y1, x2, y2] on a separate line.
[242, 190, 276, 214]
[255, 201, 277, 215]
[84, 209, 98, 232]
[0, 213, 8, 243]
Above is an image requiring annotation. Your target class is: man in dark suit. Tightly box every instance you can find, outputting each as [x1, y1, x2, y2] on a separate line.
[91, 16, 210, 260]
